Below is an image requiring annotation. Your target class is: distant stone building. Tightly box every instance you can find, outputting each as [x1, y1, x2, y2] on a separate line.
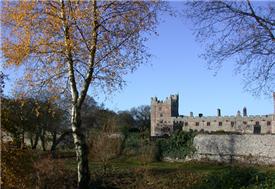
[150, 93, 275, 137]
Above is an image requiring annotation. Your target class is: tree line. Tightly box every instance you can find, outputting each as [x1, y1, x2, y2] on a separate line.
[1, 93, 150, 157]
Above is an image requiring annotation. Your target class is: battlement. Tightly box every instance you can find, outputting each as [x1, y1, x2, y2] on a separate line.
[151, 93, 275, 137]
[151, 94, 179, 104]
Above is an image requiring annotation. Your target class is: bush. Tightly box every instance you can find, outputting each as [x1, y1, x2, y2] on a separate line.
[33, 156, 77, 188]
[1, 142, 77, 189]
[194, 166, 275, 189]
[158, 131, 196, 159]
[123, 133, 141, 156]
[1, 145, 35, 188]
[138, 143, 160, 163]
[89, 131, 122, 162]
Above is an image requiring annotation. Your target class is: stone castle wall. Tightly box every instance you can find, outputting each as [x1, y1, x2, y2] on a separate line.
[151, 94, 275, 137]
[177, 114, 274, 134]
[186, 134, 275, 165]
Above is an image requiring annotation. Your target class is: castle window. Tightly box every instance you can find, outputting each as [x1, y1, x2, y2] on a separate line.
[243, 121, 247, 125]
[231, 122, 235, 127]
[218, 122, 222, 126]
[207, 122, 210, 126]
[160, 113, 163, 117]
[267, 121, 271, 126]
[185, 122, 188, 126]
[196, 122, 199, 126]
[159, 107, 162, 111]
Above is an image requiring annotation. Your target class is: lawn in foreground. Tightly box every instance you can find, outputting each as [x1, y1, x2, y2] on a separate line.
[64, 158, 275, 189]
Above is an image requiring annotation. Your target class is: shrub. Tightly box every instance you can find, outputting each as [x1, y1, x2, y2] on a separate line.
[1, 146, 35, 189]
[33, 156, 77, 189]
[1, 142, 77, 189]
[138, 143, 160, 163]
[194, 167, 275, 189]
[158, 131, 196, 159]
[89, 132, 122, 162]
[123, 133, 141, 156]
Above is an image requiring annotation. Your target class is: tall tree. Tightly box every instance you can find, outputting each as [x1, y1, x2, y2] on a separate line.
[185, 1, 274, 96]
[1, 1, 167, 187]
[1, 97, 37, 148]
[130, 105, 150, 131]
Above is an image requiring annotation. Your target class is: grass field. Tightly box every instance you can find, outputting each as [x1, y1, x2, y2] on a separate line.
[64, 158, 275, 189]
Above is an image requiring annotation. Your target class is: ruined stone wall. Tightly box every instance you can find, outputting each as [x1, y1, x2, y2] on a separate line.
[187, 134, 275, 165]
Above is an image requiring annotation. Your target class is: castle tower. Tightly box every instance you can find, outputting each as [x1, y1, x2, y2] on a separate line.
[272, 92, 275, 133]
[150, 94, 179, 137]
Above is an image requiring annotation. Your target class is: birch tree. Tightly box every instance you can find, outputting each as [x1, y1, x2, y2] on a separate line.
[1, 1, 167, 188]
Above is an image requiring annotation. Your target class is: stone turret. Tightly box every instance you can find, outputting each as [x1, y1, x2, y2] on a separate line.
[150, 94, 179, 137]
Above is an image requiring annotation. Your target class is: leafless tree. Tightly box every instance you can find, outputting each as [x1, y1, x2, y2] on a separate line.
[185, 1, 274, 96]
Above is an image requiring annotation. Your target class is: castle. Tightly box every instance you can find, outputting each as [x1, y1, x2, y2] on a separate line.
[150, 93, 275, 137]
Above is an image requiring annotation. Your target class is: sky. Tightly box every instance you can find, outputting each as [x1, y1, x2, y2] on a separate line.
[2, 2, 274, 116]
[95, 2, 273, 116]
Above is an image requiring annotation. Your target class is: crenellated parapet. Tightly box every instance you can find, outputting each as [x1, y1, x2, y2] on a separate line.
[151, 93, 275, 137]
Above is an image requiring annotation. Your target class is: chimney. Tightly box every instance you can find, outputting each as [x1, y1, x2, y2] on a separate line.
[237, 110, 241, 117]
[243, 107, 247, 117]
[217, 108, 221, 117]
[190, 112, 193, 117]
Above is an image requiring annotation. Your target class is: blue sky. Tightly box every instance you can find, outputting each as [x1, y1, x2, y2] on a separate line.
[96, 2, 273, 116]
[2, 2, 273, 116]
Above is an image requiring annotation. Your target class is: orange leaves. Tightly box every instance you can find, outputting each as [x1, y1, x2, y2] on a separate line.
[2, 33, 31, 66]
[1, 1, 34, 66]
[10, 1, 36, 25]
[1, 0, 164, 98]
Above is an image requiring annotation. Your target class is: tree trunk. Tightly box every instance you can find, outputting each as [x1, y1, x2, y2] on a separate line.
[30, 134, 34, 148]
[20, 128, 25, 149]
[40, 128, 46, 151]
[32, 127, 41, 149]
[51, 130, 73, 159]
[71, 105, 90, 188]
[51, 131, 57, 158]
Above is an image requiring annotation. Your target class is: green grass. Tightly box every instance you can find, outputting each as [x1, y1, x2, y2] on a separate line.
[63, 158, 275, 189]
